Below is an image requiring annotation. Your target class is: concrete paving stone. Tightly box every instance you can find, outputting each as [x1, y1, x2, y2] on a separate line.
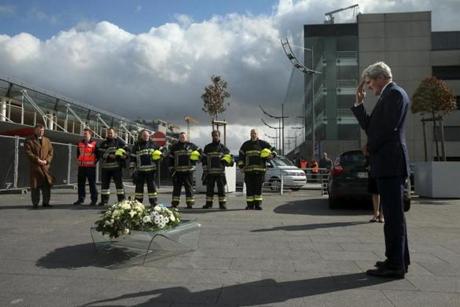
[319, 250, 380, 261]
[406, 275, 460, 293]
[300, 289, 393, 307]
[1, 188, 460, 306]
[188, 268, 263, 286]
[417, 261, 460, 277]
[231, 258, 296, 273]
[383, 289, 460, 307]
[292, 260, 362, 274]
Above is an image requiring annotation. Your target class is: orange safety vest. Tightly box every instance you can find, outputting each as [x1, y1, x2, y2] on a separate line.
[311, 161, 319, 174]
[77, 140, 97, 167]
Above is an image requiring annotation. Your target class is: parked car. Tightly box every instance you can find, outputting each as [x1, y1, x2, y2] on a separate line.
[235, 155, 306, 191]
[328, 150, 411, 210]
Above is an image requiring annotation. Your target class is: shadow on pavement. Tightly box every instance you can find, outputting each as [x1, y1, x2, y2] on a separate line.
[82, 273, 390, 306]
[36, 243, 138, 269]
[251, 221, 368, 232]
[0, 204, 103, 210]
[274, 199, 372, 216]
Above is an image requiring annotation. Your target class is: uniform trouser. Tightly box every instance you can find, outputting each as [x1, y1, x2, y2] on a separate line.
[206, 174, 226, 206]
[31, 180, 51, 206]
[100, 168, 125, 204]
[172, 172, 194, 207]
[244, 172, 264, 207]
[77, 167, 98, 203]
[135, 171, 158, 206]
[377, 176, 410, 270]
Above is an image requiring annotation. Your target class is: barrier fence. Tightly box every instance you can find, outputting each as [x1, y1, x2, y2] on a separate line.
[0, 135, 79, 192]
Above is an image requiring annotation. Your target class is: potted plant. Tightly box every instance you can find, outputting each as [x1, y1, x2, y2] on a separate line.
[411, 76, 458, 198]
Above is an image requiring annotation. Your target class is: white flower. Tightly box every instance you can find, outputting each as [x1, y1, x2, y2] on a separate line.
[129, 210, 136, 218]
[123, 228, 130, 235]
[142, 216, 152, 223]
[120, 202, 131, 210]
[163, 216, 170, 224]
[169, 214, 176, 222]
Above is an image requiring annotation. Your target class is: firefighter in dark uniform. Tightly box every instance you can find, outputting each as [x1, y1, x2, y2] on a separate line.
[168, 132, 201, 208]
[129, 129, 162, 207]
[73, 128, 98, 206]
[238, 128, 276, 210]
[202, 130, 233, 210]
[97, 128, 129, 206]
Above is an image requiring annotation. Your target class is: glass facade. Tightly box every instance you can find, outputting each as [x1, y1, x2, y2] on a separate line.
[303, 23, 360, 149]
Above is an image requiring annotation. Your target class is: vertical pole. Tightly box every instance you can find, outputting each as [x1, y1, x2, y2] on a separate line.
[67, 144, 72, 185]
[311, 48, 316, 160]
[14, 136, 19, 188]
[224, 123, 227, 146]
[0, 98, 6, 122]
[440, 118, 446, 161]
[20, 100, 24, 124]
[281, 103, 285, 156]
[422, 119, 427, 162]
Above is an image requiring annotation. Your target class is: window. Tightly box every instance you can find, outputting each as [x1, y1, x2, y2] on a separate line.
[432, 66, 460, 80]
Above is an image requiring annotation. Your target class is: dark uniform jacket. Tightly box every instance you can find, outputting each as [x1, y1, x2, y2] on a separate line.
[202, 141, 231, 175]
[168, 141, 201, 173]
[130, 140, 161, 172]
[96, 138, 129, 169]
[238, 139, 276, 173]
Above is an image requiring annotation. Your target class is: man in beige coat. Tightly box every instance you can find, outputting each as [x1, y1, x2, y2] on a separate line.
[25, 124, 54, 208]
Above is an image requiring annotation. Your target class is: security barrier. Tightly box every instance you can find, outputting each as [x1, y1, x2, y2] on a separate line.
[0, 135, 78, 192]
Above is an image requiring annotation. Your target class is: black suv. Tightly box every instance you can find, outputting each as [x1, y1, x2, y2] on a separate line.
[328, 150, 411, 210]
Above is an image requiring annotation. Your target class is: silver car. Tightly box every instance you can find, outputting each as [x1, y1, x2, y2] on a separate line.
[236, 156, 306, 191]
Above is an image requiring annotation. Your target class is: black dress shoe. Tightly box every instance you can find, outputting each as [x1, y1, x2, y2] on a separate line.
[32, 204, 38, 209]
[245, 204, 254, 210]
[42, 203, 52, 208]
[254, 205, 262, 210]
[202, 204, 212, 209]
[97, 202, 106, 207]
[219, 204, 227, 210]
[89, 201, 97, 206]
[73, 200, 83, 206]
[366, 267, 405, 279]
[375, 260, 409, 273]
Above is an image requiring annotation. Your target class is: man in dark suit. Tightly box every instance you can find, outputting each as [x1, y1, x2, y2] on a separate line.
[351, 61, 410, 279]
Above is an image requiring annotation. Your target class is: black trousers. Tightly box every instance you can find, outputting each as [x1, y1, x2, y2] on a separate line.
[206, 174, 226, 206]
[172, 172, 194, 207]
[244, 172, 264, 207]
[377, 176, 410, 270]
[100, 168, 125, 204]
[77, 167, 98, 203]
[31, 180, 50, 206]
[135, 171, 158, 206]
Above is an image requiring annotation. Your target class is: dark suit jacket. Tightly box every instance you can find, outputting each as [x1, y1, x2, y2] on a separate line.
[351, 82, 410, 178]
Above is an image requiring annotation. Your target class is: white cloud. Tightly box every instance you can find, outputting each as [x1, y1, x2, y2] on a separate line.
[0, 5, 15, 16]
[0, 0, 458, 151]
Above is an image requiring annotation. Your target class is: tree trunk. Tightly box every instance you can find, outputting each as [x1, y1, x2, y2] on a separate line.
[432, 111, 439, 161]
[440, 117, 446, 161]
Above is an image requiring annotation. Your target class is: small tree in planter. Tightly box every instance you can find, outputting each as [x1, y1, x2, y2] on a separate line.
[201, 75, 231, 143]
[412, 77, 456, 161]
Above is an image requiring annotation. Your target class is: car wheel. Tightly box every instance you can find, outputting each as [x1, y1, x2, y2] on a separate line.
[328, 195, 340, 209]
[269, 177, 281, 191]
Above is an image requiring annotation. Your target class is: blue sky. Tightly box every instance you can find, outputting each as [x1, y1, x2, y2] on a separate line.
[0, 0, 278, 39]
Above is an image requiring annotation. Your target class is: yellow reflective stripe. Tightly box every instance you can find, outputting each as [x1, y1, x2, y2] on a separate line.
[148, 192, 158, 196]
[135, 193, 143, 197]
[206, 196, 213, 201]
[116, 189, 125, 195]
[254, 195, 263, 201]
[246, 196, 255, 202]
[101, 189, 110, 195]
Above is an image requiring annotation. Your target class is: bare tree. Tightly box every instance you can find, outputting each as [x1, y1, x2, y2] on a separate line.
[201, 75, 231, 121]
[412, 76, 456, 161]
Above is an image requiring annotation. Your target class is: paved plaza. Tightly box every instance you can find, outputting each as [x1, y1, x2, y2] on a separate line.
[0, 187, 459, 306]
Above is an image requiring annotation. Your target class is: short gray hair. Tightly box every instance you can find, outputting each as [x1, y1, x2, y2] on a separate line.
[361, 61, 392, 80]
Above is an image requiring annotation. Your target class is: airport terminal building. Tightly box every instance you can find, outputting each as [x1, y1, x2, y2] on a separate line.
[297, 11, 460, 162]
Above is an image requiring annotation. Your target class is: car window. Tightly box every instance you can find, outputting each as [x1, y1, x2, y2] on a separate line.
[272, 157, 294, 167]
[340, 151, 366, 166]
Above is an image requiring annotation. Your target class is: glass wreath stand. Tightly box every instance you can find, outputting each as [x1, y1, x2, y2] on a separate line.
[90, 220, 201, 267]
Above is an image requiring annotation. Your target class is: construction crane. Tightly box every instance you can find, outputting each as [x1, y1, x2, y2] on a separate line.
[324, 4, 359, 24]
[184, 116, 199, 141]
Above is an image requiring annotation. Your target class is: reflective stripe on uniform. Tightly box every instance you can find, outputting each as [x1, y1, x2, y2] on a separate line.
[116, 189, 125, 195]
[101, 189, 110, 195]
[246, 196, 254, 202]
[254, 195, 263, 201]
